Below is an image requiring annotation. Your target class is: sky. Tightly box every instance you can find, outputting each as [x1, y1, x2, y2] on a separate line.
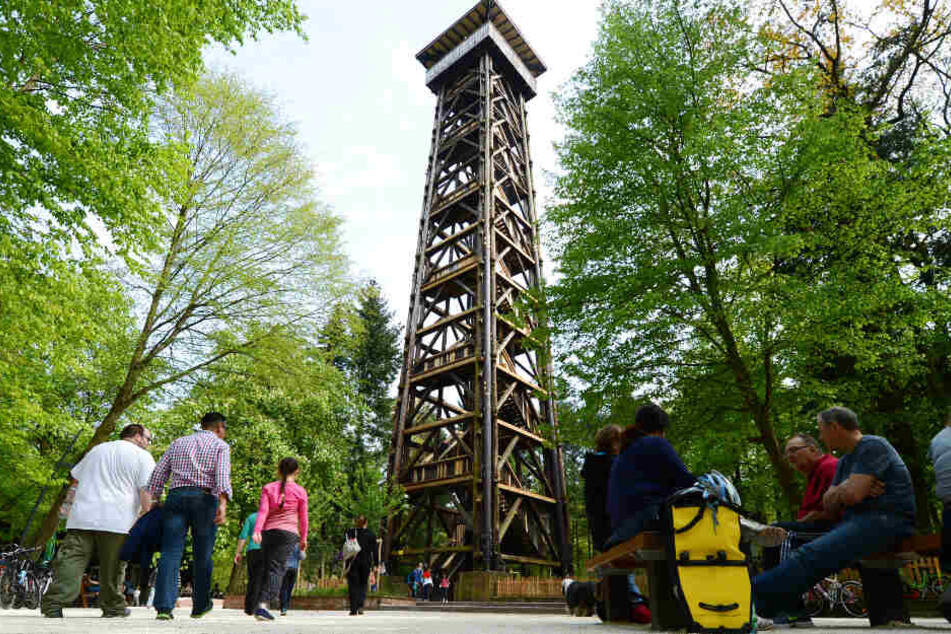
[205, 0, 602, 323]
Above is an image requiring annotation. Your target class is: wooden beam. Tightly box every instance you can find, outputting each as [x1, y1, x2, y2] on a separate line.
[409, 355, 478, 384]
[498, 419, 545, 444]
[398, 545, 473, 556]
[498, 483, 556, 504]
[403, 412, 474, 436]
[498, 498, 522, 540]
[500, 554, 560, 567]
[403, 475, 474, 493]
[498, 435, 519, 469]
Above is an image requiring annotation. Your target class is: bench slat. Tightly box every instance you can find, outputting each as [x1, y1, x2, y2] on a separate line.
[586, 532, 665, 573]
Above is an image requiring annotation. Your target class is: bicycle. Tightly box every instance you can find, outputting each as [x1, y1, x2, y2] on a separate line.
[802, 574, 867, 618]
[0, 545, 46, 610]
[901, 557, 945, 601]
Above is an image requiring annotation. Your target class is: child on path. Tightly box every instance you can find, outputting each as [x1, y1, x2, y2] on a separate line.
[251, 458, 308, 622]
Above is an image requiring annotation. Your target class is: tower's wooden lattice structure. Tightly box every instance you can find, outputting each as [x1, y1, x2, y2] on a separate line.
[384, 0, 570, 575]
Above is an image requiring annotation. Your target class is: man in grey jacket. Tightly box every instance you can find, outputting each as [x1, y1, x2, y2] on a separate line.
[929, 414, 951, 572]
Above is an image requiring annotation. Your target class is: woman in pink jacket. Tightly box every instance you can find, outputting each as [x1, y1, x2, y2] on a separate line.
[251, 457, 308, 621]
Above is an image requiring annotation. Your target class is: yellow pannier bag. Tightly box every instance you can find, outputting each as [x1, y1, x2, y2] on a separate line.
[667, 489, 753, 633]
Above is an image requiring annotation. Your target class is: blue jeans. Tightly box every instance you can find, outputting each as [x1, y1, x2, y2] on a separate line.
[753, 513, 913, 618]
[604, 503, 661, 550]
[604, 504, 661, 605]
[154, 487, 219, 615]
[279, 567, 297, 611]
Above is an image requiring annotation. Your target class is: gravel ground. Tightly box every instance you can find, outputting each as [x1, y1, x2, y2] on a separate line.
[2, 608, 951, 633]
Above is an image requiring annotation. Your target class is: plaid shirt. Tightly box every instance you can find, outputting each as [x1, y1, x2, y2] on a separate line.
[147, 430, 232, 500]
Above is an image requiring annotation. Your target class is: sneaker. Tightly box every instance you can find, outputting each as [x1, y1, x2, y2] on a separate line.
[254, 608, 275, 621]
[630, 603, 652, 624]
[103, 607, 132, 617]
[191, 603, 213, 619]
[280, 609, 287, 616]
[756, 615, 775, 631]
[156, 612, 174, 620]
[42, 609, 64, 618]
[789, 617, 814, 628]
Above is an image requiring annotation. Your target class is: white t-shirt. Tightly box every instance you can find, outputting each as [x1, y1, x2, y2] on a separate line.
[67, 439, 156, 534]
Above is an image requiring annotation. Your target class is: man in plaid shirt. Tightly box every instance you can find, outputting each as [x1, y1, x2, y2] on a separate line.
[147, 411, 232, 620]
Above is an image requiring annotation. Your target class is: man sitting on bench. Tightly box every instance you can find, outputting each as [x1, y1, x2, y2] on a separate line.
[753, 407, 915, 627]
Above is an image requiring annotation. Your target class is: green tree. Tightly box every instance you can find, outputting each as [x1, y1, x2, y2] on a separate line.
[352, 281, 402, 455]
[548, 0, 803, 511]
[31, 72, 348, 545]
[0, 240, 135, 538]
[548, 0, 950, 523]
[0, 0, 304, 254]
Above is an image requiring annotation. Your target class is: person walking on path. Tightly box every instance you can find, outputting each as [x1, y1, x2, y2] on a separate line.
[345, 515, 378, 615]
[251, 457, 308, 622]
[41, 424, 156, 618]
[278, 544, 304, 615]
[234, 511, 263, 616]
[147, 412, 232, 620]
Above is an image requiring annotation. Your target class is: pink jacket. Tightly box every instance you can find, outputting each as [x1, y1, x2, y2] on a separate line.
[254, 480, 308, 544]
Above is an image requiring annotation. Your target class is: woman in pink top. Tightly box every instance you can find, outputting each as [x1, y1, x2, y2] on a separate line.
[250, 457, 308, 621]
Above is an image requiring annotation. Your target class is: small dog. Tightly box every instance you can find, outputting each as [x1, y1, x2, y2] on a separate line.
[561, 577, 598, 617]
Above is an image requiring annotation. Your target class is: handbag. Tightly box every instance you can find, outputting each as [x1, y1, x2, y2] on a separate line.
[342, 529, 362, 561]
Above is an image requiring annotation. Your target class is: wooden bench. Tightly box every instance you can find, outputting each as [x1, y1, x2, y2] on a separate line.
[586, 532, 683, 630]
[586, 531, 942, 630]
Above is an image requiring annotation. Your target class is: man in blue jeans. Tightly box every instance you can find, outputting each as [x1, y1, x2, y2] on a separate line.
[147, 412, 232, 620]
[753, 407, 915, 627]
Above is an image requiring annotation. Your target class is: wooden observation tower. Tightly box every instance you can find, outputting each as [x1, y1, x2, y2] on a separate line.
[384, 0, 570, 576]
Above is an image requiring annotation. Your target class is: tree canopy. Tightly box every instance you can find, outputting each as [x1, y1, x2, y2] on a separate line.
[548, 0, 950, 526]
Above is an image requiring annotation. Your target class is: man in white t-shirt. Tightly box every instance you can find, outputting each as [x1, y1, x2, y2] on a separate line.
[41, 424, 156, 618]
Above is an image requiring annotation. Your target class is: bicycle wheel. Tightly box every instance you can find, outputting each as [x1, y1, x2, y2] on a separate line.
[0, 567, 14, 609]
[22, 573, 40, 610]
[840, 580, 868, 618]
[802, 586, 825, 617]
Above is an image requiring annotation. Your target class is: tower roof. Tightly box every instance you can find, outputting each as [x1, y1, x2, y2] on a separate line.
[416, 1, 546, 98]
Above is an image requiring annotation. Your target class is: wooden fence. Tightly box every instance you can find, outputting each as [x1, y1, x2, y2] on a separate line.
[494, 576, 564, 599]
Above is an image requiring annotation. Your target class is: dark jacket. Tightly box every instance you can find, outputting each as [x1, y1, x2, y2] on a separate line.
[607, 436, 696, 530]
[119, 507, 163, 566]
[346, 527, 378, 573]
[581, 452, 615, 552]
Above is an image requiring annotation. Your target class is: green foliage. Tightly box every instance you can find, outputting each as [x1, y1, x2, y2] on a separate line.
[0, 0, 304, 254]
[548, 0, 951, 523]
[0, 236, 137, 538]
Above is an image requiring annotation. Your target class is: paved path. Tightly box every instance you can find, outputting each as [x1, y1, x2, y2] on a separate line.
[2, 609, 951, 633]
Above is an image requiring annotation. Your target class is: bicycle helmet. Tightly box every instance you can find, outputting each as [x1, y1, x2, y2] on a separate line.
[697, 470, 742, 508]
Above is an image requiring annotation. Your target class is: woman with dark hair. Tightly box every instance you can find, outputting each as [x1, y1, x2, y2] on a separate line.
[251, 457, 308, 621]
[605, 403, 696, 548]
[345, 515, 378, 615]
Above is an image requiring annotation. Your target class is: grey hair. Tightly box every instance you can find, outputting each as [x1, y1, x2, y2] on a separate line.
[818, 407, 859, 431]
[788, 433, 820, 450]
